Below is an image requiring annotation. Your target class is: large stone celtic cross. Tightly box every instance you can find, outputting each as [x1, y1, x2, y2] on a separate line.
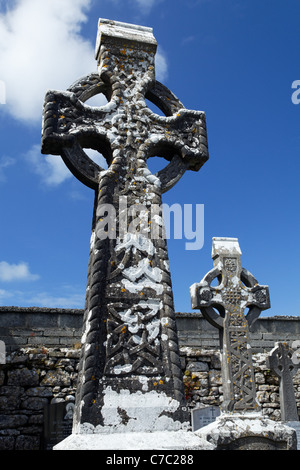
[41, 19, 208, 433]
[190, 238, 270, 413]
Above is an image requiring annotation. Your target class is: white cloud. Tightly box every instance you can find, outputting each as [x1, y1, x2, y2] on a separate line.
[181, 35, 196, 46]
[155, 47, 168, 83]
[0, 261, 40, 282]
[0, 0, 95, 123]
[25, 292, 84, 308]
[25, 145, 110, 187]
[0, 0, 169, 123]
[25, 143, 72, 186]
[133, 0, 159, 14]
[110, 0, 164, 15]
[0, 289, 12, 300]
[0, 284, 84, 307]
[0, 155, 15, 182]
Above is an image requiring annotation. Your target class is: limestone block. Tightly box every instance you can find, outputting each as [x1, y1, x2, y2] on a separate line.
[7, 368, 39, 387]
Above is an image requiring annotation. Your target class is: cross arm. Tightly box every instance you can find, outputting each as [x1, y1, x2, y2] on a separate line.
[42, 90, 79, 155]
[41, 89, 111, 188]
[190, 266, 224, 329]
[241, 268, 271, 327]
[41, 89, 112, 154]
[142, 108, 209, 173]
[139, 107, 208, 193]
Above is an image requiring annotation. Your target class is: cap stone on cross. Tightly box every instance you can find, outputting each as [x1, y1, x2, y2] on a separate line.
[95, 19, 158, 60]
[211, 237, 242, 259]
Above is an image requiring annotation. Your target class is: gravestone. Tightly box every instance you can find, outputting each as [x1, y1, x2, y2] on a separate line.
[191, 405, 220, 431]
[0, 341, 5, 364]
[43, 401, 75, 450]
[41, 18, 212, 450]
[268, 342, 300, 449]
[286, 422, 300, 450]
[268, 342, 300, 422]
[190, 237, 296, 450]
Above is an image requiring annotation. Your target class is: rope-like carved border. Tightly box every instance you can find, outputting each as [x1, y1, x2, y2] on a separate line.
[73, 175, 112, 427]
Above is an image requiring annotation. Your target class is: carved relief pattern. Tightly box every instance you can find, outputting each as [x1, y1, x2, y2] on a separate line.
[224, 258, 237, 273]
[222, 265, 258, 410]
[105, 299, 163, 375]
[226, 324, 257, 410]
[222, 287, 242, 307]
[104, 229, 165, 376]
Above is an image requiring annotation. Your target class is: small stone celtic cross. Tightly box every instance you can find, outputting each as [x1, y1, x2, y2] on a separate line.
[268, 342, 300, 422]
[41, 19, 209, 432]
[190, 237, 270, 413]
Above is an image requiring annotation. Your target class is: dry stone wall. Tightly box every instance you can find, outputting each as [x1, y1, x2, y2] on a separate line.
[181, 347, 300, 422]
[0, 347, 80, 450]
[0, 307, 299, 449]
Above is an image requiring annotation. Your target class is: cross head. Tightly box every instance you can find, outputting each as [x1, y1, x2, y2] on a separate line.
[42, 20, 208, 192]
[41, 19, 209, 432]
[190, 237, 270, 413]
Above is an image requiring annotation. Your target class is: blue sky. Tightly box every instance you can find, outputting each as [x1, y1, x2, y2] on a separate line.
[0, 0, 299, 317]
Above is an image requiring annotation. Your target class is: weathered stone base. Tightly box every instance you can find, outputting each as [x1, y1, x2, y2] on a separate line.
[53, 430, 214, 450]
[73, 387, 191, 435]
[195, 412, 297, 450]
